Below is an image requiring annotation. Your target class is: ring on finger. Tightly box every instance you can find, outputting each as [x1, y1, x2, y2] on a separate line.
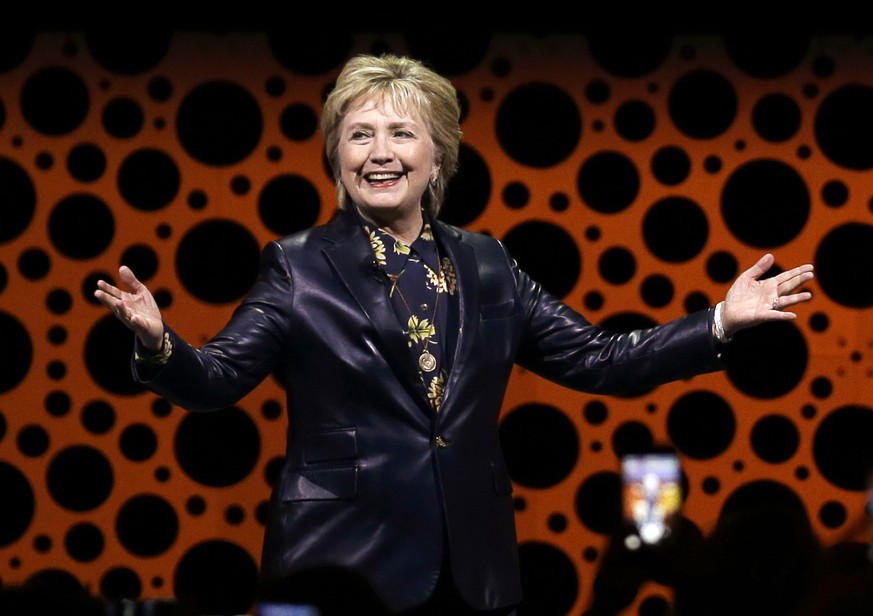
[772, 297, 780, 311]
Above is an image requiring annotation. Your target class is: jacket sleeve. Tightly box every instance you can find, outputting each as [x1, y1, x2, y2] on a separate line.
[131, 240, 294, 411]
[512, 259, 724, 396]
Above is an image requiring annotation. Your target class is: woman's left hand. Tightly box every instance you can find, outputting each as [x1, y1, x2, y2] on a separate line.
[720, 253, 815, 339]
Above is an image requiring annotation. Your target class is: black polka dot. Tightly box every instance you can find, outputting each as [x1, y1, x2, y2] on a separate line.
[667, 390, 736, 460]
[175, 407, 260, 487]
[668, 69, 737, 139]
[499, 403, 579, 488]
[577, 150, 639, 214]
[496, 82, 581, 168]
[175, 219, 260, 304]
[173, 540, 259, 615]
[20, 67, 89, 136]
[721, 159, 810, 248]
[516, 541, 579, 615]
[0, 156, 37, 243]
[46, 445, 114, 512]
[176, 81, 263, 166]
[502, 221, 581, 299]
[115, 493, 179, 557]
[642, 196, 709, 263]
[0, 462, 35, 547]
[258, 174, 321, 235]
[814, 222, 873, 308]
[814, 405, 873, 491]
[48, 194, 115, 259]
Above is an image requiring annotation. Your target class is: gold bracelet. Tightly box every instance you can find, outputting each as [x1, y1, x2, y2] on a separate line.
[134, 331, 173, 366]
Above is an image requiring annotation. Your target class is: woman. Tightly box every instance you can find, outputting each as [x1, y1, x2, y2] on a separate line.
[95, 54, 815, 615]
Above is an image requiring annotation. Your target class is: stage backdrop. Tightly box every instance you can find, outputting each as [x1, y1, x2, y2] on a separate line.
[2, 29, 873, 615]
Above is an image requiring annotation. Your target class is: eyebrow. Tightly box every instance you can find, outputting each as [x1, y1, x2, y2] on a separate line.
[346, 119, 421, 131]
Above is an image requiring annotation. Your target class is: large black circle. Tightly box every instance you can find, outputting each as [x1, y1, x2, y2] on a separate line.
[117, 148, 181, 212]
[577, 150, 640, 214]
[0, 156, 36, 242]
[441, 144, 491, 227]
[48, 194, 115, 260]
[174, 406, 261, 487]
[813, 405, 873, 491]
[0, 311, 32, 394]
[723, 322, 809, 399]
[499, 403, 579, 489]
[814, 222, 873, 308]
[721, 159, 810, 249]
[502, 221, 581, 299]
[0, 462, 34, 547]
[496, 82, 581, 168]
[20, 66, 89, 136]
[45, 445, 114, 512]
[815, 83, 873, 171]
[175, 219, 260, 304]
[176, 81, 263, 166]
[642, 196, 709, 263]
[115, 493, 179, 557]
[668, 69, 738, 140]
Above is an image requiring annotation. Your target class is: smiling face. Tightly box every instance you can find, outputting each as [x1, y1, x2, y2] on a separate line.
[338, 95, 440, 233]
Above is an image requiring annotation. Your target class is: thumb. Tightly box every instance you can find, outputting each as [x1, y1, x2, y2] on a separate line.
[118, 265, 144, 292]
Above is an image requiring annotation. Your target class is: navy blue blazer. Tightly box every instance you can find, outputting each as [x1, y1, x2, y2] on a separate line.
[137, 207, 723, 612]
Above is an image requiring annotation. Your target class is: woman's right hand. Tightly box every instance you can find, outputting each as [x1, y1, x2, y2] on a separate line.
[94, 266, 164, 350]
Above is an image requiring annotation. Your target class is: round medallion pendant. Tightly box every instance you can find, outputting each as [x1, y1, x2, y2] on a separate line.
[419, 351, 437, 372]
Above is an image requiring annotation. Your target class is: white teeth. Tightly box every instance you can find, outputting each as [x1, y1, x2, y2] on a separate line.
[367, 173, 401, 180]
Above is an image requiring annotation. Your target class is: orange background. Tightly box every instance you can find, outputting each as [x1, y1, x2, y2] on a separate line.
[1, 30, 871, 614]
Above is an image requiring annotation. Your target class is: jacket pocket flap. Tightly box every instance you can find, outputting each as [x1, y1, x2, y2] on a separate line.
[281, 466, 358, 501]
[304, 427, 358, 463]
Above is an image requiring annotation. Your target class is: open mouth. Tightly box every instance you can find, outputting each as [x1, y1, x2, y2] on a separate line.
[365, 172, 403, 185]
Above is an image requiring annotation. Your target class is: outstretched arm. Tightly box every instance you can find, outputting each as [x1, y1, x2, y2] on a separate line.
[720, 253, 815, 340]
[93, 266, 165, 351]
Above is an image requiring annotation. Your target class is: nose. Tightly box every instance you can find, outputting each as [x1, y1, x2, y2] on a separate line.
[369, 133, 394, 164]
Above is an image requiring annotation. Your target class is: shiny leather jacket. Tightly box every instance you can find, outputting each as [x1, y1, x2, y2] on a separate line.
[137, 207, 723, 612]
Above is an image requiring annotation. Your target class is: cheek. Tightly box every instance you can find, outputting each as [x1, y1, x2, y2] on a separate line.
[338, 147, 361, 173]
[422, 148, 439, 176]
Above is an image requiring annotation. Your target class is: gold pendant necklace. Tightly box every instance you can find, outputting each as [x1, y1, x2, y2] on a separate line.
[419, 350, 437, 372]
[417, 261, 441, 373]
[381, 227, 443, 375]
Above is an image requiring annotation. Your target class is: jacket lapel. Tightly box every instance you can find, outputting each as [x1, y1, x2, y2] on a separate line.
[321, 210, 431, 411]
[432, 220, 481, 407]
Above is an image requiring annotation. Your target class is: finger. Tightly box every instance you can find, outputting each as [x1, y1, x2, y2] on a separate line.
[94, 288, 123, 311]
[771, 310, 798, 321]
[782, 291, 814, 306]
[770, 291, 812, 316]
[777, 263, 815, 283]
[742, 253, 775, 281]
[95, 279, 122, 299]
[776, 269, 815, 294]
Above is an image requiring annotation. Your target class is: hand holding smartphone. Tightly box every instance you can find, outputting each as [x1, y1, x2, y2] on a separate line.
[251, 602, 321, 615]
[621, 450, 682, 547]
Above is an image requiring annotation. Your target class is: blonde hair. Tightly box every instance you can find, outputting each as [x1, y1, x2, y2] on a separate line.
[321, 54, 463, 218]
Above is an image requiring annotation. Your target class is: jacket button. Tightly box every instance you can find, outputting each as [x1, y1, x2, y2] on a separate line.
[435, 436, 448, 448]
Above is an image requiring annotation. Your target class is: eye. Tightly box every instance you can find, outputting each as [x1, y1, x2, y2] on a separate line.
[350, 130, 371, 140]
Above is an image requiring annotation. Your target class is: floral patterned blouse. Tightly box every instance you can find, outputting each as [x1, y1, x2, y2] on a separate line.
[364, 221, 458, 412]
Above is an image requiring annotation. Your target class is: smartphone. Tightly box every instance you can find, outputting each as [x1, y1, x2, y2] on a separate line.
[251, 602, 321, 616]
[621, 450, 682, 546]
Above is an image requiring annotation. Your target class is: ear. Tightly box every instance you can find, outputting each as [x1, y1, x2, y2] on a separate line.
[431, 163, 441, 183]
